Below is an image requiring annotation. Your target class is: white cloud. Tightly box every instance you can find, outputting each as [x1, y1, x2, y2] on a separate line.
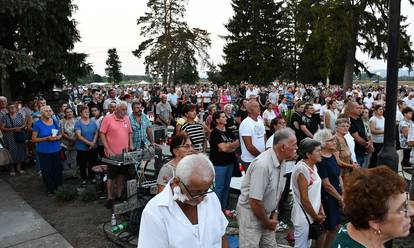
[73, 0, 414, 75]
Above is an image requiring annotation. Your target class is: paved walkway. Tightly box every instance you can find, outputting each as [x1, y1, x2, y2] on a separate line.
[0, 179, 72, 248]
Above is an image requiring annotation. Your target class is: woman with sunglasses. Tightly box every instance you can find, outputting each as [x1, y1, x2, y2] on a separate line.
[332, 166, 414, 247]
[156, 132, 195, 193]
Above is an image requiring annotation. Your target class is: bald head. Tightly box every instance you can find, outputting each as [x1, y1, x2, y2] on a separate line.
[247, 99, 260, 118]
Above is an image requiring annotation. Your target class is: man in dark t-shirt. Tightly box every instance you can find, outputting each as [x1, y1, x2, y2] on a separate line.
[300, 104, 319, 140]
[348, 101, 372, 166]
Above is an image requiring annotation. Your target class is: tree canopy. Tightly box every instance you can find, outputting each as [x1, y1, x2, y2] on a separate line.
[133, 0, 211, 85]
[0, 0, 91, 99]
[105, 48, 123, 84]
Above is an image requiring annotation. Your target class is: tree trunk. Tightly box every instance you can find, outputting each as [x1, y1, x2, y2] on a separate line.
[0, 73, 12, 100]
[342, 38, 356, 93]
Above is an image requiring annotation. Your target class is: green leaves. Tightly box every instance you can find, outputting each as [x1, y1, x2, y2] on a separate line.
[0, 0, 89, 98]
[133, 0, 210, 85]
[105, 48, 123, 84]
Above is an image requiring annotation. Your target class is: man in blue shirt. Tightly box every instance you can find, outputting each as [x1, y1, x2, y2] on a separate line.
[129, 101, 154, 149]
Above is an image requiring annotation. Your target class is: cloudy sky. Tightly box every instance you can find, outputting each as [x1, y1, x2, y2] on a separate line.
[73, 0, 414, 76]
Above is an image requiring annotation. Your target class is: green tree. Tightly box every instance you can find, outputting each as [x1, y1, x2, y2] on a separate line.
[132, 0, 210, 85]
[105, 48, 123, 85]
[315, 0, 414, 90]
[221, 0, 285, 85]
[0, 0, 91, 99]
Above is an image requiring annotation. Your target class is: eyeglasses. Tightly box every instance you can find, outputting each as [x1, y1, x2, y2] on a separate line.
[398, 192, 411, 217]
[179, 144, 194, 149]
[181, 181, 215, 199]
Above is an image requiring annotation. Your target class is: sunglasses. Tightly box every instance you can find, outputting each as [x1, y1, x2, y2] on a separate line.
[181, 181, 215, 200]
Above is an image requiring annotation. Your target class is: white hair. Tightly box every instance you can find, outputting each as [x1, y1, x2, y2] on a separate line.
[314, 129, 333, 148]
[175, 153, 215, 185]
[224, 104, 233, 112]
[116, 101, 128, 109]
[0, 96, 7, 102]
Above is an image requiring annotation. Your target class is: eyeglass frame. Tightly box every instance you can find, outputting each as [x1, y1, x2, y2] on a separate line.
[180, 181, 215, 200]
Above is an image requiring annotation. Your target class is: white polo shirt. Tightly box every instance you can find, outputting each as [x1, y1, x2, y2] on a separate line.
[138, 183, 228, 248]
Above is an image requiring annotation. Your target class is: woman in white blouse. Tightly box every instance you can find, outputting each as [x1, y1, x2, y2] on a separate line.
[291, 138, 325, 248]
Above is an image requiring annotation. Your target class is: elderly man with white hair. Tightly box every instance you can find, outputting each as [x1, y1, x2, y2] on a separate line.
[138, 153, 229, 248]
[100, 101, 133, 209]
[237, 128, 298, 248]
[156, 94, 172, 126]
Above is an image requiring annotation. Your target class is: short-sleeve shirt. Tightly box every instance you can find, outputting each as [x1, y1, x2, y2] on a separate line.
[156, 102, 172, 124]
[237, 149, 286, 216]
[209, 128, 237, 165]
[74, 119, 98, 151]
[349, 117, 368, 156]
[156, 162, 175, 186]
[331, 226, 365, 248]
[316, 155, 342, 200]
[99, 113, 132, 156]
[181, 122, 205, 151]
[290, 112, 303, 141]
[129, 113, 152, 149]
[33, 119, 61, 153]
[235, 109, 248, 123]
[301, 114, 319, 136]
[399, 119, 413, 148]
[369, 115, 385, 143]
[239, 116, 266, 163]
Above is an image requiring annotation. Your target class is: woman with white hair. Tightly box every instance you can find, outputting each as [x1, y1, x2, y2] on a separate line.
[223, 104, 237, 133]
[31, 105, 63, 196]
[314, 129, 343, 248]
[138, 153, 229, 248]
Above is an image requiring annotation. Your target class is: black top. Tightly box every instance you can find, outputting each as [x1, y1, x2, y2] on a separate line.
[209, 128, 237, 165]
[82, 95, 92, 105]
[258, 92, 268, 108]
[290, 111, 303, 141]
[189, 95, 197, 104]
[301, 113, 319, 136]
[235, 109, 248, 124]
[316, 155, 342, 199]
[239, 86, 246, 97]
[349, 116, 368, 156]
[87, 101, 103, 112]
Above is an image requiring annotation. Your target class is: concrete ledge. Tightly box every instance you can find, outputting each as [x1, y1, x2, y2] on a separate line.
[0, 179, 73, 248]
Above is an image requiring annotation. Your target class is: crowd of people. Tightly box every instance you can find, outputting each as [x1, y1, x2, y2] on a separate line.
[1, 81, 414, 248]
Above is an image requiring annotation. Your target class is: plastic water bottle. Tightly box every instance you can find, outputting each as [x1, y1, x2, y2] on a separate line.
[111, 222, 128, 234]
[111, 213, 116, 227]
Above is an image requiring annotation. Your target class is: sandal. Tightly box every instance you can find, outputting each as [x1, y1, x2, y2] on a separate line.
[10, 172, 16, 176]
[81, 181, 87, 187]
[18, 170, 25, 174]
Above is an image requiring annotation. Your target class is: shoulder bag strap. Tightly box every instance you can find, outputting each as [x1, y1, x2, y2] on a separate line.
[299, 203, 312, 225]
[7, 114, 15, 128]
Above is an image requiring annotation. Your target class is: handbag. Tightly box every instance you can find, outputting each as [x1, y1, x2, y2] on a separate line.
[7, 114, 28, 143]
[299, 204, 324, 240]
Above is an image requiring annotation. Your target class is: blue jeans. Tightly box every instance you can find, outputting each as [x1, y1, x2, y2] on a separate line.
[214, 164, 234, 209]
[38, 152, 63, 193]
[356, 155, 365, 168]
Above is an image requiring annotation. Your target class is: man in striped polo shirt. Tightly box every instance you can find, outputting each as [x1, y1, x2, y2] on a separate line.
[181, 104, 206, 152]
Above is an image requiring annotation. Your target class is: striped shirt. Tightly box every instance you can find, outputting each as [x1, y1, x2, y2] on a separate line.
[181, 122, 205, 151]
